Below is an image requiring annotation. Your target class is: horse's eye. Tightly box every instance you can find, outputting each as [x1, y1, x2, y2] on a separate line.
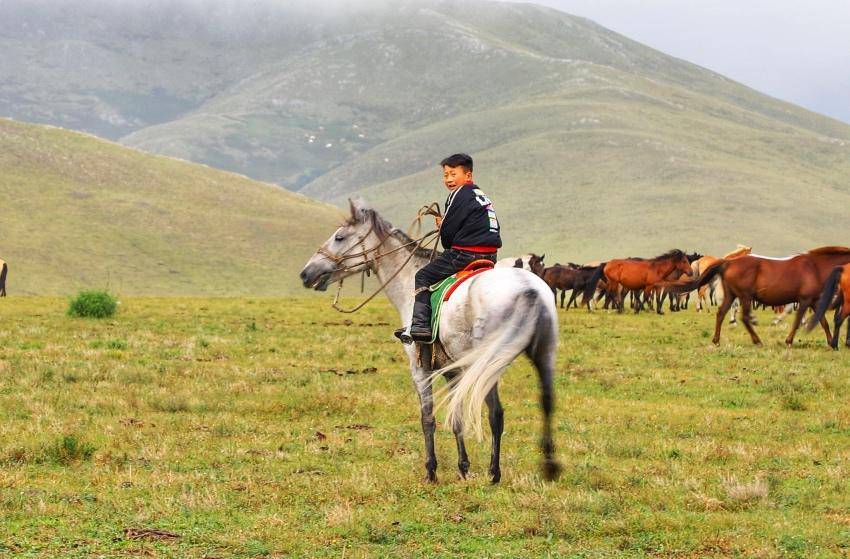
[334, 234, 346, 242]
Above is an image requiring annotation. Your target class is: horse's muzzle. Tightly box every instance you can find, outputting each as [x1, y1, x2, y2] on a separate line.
[300, 264, 333, 291]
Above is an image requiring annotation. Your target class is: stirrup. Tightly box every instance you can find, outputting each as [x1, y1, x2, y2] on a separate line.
[394, 327, 414, 345]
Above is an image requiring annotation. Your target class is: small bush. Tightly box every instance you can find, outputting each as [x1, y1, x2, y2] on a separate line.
[67, 290, 118, 318]
[45, 435, 97, 465]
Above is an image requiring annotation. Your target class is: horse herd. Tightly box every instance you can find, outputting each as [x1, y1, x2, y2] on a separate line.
[500, 244, 850, 350]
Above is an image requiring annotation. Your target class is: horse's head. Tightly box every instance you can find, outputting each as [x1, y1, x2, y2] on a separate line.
[528, 253, 546, 277]
[300, 199, 388, 291]
[674, 250, 694, 276]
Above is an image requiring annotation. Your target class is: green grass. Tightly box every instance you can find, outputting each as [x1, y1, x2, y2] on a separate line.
[2, 296, 850, 557]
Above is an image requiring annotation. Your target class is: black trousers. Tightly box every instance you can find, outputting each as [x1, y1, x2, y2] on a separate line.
[414, 249, 497, 305]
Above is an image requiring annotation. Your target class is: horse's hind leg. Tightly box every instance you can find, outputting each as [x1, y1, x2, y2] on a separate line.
[452, 422, 470, 479]
[828, 307, 843, 350]
[785, 299, 817, 347]
[485, 386, 504, 483]
[529, 329, 561, 481]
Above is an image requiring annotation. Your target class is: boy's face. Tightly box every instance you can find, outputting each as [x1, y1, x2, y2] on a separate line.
[443, 165, 472, 191]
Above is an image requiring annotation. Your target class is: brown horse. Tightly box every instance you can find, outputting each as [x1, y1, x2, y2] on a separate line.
[583, 250, 693, 314]
[542, 264, 600, 310]
[807, 264, 850, 350]
[671, 247, 850, 346]
[0, 259, 6, 297]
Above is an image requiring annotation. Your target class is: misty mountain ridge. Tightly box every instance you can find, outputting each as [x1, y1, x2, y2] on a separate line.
[2, 0, 850, 263]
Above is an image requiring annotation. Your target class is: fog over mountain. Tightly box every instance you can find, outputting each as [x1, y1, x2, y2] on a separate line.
[2, 0, 849, 261]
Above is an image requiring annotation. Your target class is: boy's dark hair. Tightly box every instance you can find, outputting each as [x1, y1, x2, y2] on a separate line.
[440, 153, 473, 172]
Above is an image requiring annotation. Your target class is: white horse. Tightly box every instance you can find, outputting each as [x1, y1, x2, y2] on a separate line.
[300, 200, 561, 483]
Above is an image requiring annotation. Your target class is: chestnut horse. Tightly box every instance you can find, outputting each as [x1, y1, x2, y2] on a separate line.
[582, 250, 693, 314]
[671, 246, 850, 346]
[807, 264, 850, 350]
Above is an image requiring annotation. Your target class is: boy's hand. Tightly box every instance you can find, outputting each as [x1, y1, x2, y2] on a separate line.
[435, 216, 442, 228]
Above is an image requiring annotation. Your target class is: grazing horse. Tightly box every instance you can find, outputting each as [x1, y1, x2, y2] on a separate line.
[542, 264, 599, 310]
[0, 259, 6, 297]
[807, 264, 850, 350]
[496, 253, 545, 277]
[300, 201, 561, 483]
[670, 247, 850, 346]
[582, 250, 693, 314]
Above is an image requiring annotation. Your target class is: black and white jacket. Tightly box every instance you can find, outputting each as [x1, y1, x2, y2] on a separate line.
[439, 183, 502, 251]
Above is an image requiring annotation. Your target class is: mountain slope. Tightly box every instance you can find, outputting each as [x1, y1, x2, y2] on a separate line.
[0, 118, 341, 295]
[3, 0, 850, 261]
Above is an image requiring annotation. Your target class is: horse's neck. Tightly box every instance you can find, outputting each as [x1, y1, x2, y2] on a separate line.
[655, 260, 677, 278]
[372, 233, 431, 320]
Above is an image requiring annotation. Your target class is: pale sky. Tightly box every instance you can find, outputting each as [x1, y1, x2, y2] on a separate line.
[508, 0, 850, 124]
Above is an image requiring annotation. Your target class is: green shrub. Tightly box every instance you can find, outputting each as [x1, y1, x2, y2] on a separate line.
[44, 435, 97, 465]
[67, 290, 118, 318]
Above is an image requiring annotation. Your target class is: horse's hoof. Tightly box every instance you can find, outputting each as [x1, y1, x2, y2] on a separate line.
[541, 459, 561, 481]
[490, 471, 501, 484]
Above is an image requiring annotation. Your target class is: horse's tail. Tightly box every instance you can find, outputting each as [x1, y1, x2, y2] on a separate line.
[431, 288, 550, 440]
[0, 262, 7, 296]
[666, 260, 724, 294]
[580, 263, 606, 306]
[807, 266, 843, 333]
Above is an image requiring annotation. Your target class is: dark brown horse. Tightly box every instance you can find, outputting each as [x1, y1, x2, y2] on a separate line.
[807, 264, 850, 350]
[582, 250, 693, 314]
[671, 247, 850, 346]
[0, 259, 6, 297]
[542, 264, 600, 310]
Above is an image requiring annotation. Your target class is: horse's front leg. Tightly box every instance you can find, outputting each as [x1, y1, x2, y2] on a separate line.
[412, 363, 438, 483]
[443, 371, 470, 479]
[485, 386, 504, 483]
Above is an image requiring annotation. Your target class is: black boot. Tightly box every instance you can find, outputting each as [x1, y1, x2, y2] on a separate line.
[408, 301, 433, 342]
[393, 301, 434, 344]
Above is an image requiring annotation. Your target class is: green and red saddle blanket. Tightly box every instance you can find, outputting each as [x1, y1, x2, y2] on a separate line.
[426, 259, 495, 344]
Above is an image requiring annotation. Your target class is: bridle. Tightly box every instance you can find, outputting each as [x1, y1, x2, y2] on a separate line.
[315, 204, 442, 313]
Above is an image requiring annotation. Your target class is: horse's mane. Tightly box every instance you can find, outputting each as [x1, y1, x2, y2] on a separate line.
[808, 246, 850, 256]
[653, 249, 685, 261]
[348, 206, 438, 259]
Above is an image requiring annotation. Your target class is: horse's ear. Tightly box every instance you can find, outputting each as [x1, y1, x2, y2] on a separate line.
[348, 198, 369, 223]
[541, 253, 545, 261]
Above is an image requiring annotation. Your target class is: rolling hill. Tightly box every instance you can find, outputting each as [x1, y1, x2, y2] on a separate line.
[2, 0, 850, 261]
[0, 118, 342, 295]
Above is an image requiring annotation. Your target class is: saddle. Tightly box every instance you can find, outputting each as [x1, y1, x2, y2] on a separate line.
[426, 259, 495, 344]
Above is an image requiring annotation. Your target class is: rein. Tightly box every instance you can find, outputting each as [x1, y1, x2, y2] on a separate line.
[323, 203, 442, 313]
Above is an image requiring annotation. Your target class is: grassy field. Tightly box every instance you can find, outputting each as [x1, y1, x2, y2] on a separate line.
[1, 295, 849, 558]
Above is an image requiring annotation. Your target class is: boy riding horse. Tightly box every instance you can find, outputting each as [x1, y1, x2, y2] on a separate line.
[396, 153, 502, 343]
